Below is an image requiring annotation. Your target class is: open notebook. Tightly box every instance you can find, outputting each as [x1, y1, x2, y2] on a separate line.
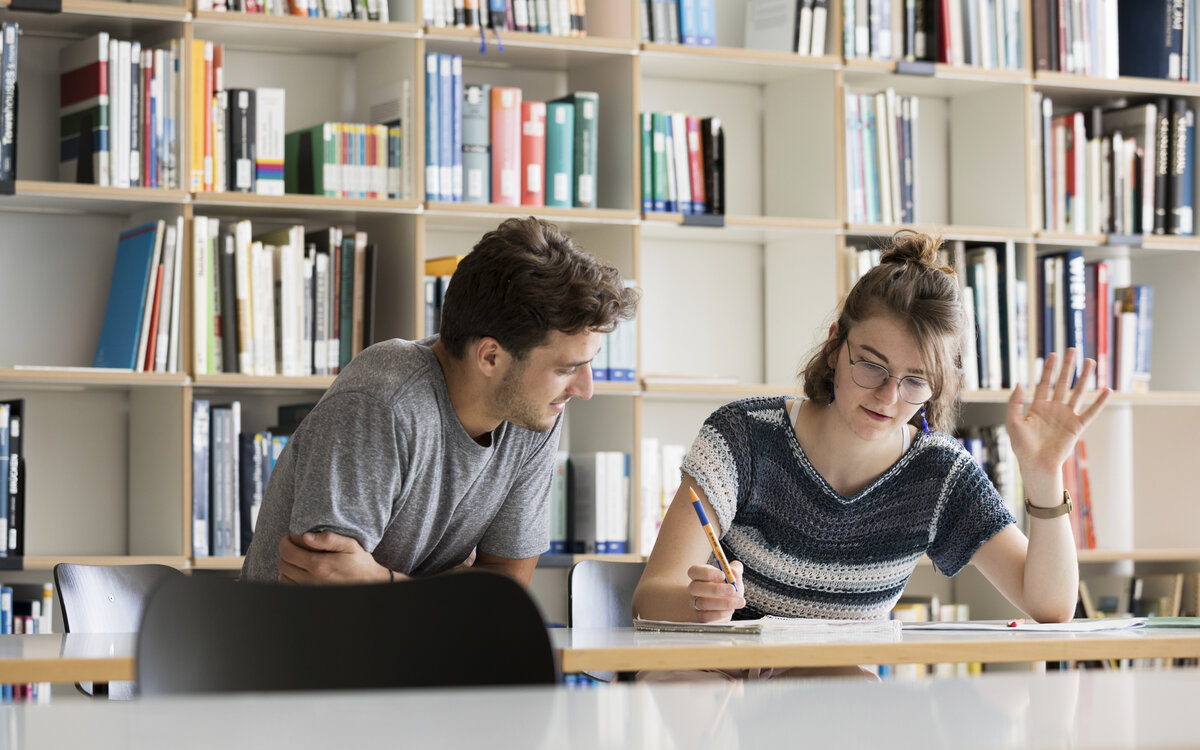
[633, 616, 903, 635]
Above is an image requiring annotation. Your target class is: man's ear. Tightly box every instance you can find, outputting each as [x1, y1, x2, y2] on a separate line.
[473, 336, 507, 377]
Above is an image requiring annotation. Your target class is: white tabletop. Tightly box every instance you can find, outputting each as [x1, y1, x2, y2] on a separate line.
[553, 625, 1200, 672]
[2, 668, 1199, 749]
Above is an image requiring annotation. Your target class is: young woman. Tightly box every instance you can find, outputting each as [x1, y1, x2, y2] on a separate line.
[632, 231, 1109, 630]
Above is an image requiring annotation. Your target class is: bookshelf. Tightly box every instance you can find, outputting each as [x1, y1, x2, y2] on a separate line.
[0, 2, 1195, 634]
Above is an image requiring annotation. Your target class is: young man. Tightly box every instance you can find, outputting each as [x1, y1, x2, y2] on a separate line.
[241, 217, 639, 587]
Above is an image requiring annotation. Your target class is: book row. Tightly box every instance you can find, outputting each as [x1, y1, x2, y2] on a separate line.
[198, 0, 389, 21]
[548, 451, 631, 555]
[188, 41, 289, 196]
[285, 120, 406, 200]
[639, 112, 725, 215]
[1033, 0, 1200, 82]
[0, 24, 16, 185]
[1037, 252, 1154, 394]
[0, 401, 25, 559]
[93, 220, 185, 372]
[743, 0, 830, 56]
[0, 583, 53, 703]
[191, 400, 296, 558]
[844, 89, 920, 226]
[1037, 95, 1196, 237]
[190, 218, 379, 377]
[58, 33, 182, 189]
[639, 0, 717, 47]
[425, 0, 586, 36]
[842, 0, 1024, 68]
[423, 53, 598, 208]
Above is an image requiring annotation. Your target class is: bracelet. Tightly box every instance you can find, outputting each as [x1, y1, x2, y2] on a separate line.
[1025, 489, 1073, 519]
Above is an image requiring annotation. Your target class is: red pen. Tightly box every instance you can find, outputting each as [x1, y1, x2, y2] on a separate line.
[1007, 618, 1026, 628]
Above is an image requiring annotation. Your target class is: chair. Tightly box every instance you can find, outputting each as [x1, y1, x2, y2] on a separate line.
[135, 570, 558, 695]
[52, 562, 185, 699]
[567, 559, 646, 682]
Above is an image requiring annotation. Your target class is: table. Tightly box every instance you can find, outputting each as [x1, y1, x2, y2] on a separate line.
[552, 626, 1200, 674]
[0, 634, 134, 685]
[0, 668, 1198, 749]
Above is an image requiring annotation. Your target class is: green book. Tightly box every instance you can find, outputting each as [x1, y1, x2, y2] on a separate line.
[551, 91, 599, 209]
[338, 236, 355, 370]
[651, 112, 668, 212]
[284, 122, 334, 197]
[545, 100, 575, 208]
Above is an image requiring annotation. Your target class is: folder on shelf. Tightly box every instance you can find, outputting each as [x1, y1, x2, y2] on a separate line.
[92, 221, 164, 370]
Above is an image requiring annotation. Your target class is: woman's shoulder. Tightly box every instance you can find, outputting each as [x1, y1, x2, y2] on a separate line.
[706, 395, 791, 425]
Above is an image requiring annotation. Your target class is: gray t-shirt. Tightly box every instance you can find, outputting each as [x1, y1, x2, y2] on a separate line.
[241, 338, 560, 582]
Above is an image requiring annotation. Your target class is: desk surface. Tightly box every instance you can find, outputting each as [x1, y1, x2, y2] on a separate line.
[0, 635, 135, 684]
[2, 668, 1200, 749]
[553, 626, 1200, 673]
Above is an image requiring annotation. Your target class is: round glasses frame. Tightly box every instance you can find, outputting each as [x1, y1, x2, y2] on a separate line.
[844, 342, 933, 405]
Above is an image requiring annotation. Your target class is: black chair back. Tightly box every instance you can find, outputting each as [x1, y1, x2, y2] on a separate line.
[136, 571, 557, 695]
[53, 562, 185, 698]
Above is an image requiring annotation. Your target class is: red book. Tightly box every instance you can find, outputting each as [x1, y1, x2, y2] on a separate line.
[490, 87, 523, 206]
[1061, 447, 1083, 549]
[686, 115, 706, 213]
[143, 264, 164, 372]
[1076, 441, 1096, 550]
[1091, 260, 1110, 388]
[937, 0, 951, 63]
[520, 101, 546, 206]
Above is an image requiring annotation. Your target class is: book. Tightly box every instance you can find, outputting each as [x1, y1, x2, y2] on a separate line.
[490, 86, 522, 205]
[1118, 0, 1181, 80]
[744, 0, 799, 52]
[520, 100, 546, 206]
[461, 84, 491, 204]
[93, 221, 164, 369]
[1, 400, 23, 556]
[192, 399, 211, 557]
[59, 31, 110, 185]
[634, 616, 904, 635]
[552, 91, 598, 209]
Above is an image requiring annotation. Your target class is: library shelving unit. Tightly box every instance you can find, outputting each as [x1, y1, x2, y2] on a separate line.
[0, 0, 1197, 626]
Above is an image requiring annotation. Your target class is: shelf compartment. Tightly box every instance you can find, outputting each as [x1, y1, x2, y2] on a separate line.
[1034, 71, 1200, 99]
[845, 223, 1032, 243]
[424, 202, 638, 229]
[191, 373, 336, 390]
[0, 0, 185, 36]
[193, 11, 419, 54]
[640, 43, 838, 84]
[640, 214, 842, 243]
[0, 367, 187, 388]
[424, 28, 635, 71]
[20, 555, 189, 570]
[192, 192, 422, 220]
[844, 64, 1028, 98]
[1, 181, 187, 215]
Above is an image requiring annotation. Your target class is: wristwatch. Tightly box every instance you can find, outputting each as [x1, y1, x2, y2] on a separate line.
[1025, 489, 1073, 519]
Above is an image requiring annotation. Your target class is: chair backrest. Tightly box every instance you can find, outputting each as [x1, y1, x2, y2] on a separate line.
[53, 562, 185, 699]
[568, 559, 647, 629]
[136, 571, 557, 695]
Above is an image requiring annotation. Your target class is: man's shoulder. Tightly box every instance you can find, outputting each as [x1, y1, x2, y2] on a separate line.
[327, 338, 441, 401]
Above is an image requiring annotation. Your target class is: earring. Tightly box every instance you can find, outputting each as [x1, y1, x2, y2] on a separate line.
[828, 384, 835, 408]
[920, 407, 930, 434]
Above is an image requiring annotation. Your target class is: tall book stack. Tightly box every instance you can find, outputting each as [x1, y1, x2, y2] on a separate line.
[189, 218, 379, 377]
[424, 54, 599, 209]
[569, 451, 630, 555]
[1036, 96, 1195, 237]
[639, 111, 724, 215]
[844, 89, 920, 225]
[426, 0, 587, 36]
[59, 32, 182, 188]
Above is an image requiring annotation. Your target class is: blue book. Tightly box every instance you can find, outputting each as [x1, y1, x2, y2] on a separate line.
[424, 52, 440, 202]
[192, 399, 211, 558]
[269, 434, 288, 476]
[1134, 285, 1155, 389]
[1118, 0, 1179, 80]
[678, 0, 700, 45]
[450, 54, 463, 202]
[640, 112, 653, 212]
[1181, 106, 1196, 236]
[695, 0, 716, 46]
[860, 94, 880, 223]
[93, 222, 161, 369]
[438, 53, 454, 203]
[1044, 249, 1086, 377]
[487, 0, 506, 28]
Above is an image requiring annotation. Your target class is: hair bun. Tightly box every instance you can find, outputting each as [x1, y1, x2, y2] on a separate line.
[879, 230, 943, 269]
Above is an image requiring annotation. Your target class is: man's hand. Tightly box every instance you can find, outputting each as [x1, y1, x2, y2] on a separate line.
[277, 530, 399, 585]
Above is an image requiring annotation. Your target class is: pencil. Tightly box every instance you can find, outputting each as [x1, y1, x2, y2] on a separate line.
[688, 486, 739, 592]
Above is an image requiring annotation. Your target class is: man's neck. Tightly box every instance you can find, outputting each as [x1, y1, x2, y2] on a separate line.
[431, 339, 502, 443]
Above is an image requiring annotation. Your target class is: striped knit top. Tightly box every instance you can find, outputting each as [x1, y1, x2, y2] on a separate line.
[681, 396, 1015, 621]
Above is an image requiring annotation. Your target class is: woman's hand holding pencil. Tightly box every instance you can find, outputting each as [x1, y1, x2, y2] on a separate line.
[687, 486, 746, 622]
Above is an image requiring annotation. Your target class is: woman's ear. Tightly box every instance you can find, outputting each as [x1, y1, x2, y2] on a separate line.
[826, 322, 840, 369]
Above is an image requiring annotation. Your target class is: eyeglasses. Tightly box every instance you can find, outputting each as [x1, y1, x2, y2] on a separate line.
[844, 341, 933, 405]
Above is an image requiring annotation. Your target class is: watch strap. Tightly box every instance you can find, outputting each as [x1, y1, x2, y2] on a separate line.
[1024, 489, 1073, 519]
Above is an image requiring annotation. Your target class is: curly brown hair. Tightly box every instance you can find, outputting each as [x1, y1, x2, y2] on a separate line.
[799, 230, 965, 433]
[439, 217, 639, 360]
